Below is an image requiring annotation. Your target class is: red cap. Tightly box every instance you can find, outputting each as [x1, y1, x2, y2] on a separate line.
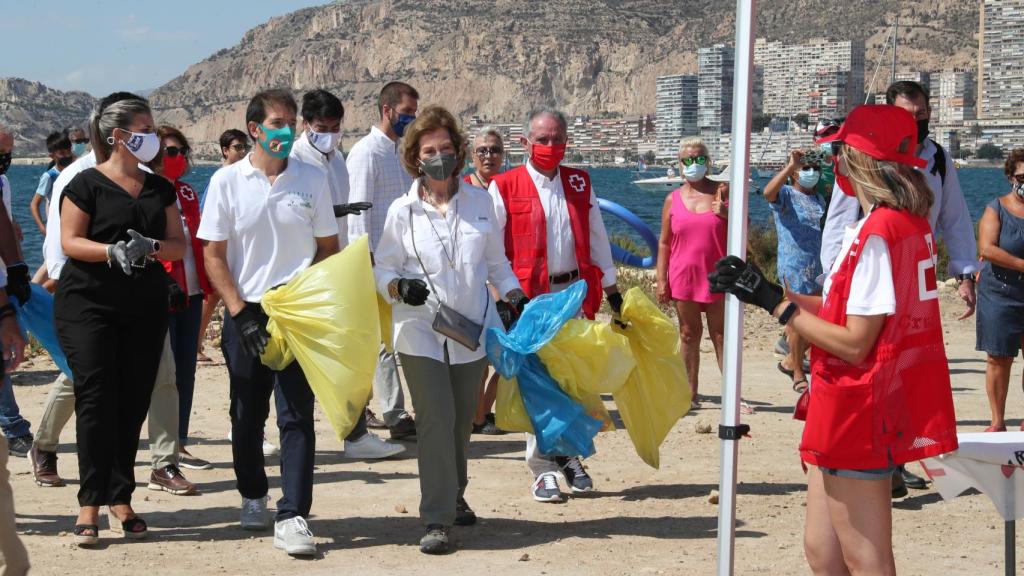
[816, 105, 926, 169]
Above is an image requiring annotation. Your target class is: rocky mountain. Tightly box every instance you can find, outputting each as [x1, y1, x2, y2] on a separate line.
[0, 78, 95, 155]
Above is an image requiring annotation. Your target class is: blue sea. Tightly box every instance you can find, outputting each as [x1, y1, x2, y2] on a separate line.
[5, 164, 1008, 270]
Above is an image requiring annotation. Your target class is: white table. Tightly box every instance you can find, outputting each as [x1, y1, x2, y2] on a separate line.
[922, 431, 1024, 576]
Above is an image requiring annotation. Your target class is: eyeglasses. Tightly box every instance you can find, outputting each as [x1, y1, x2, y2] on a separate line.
[164, 146, 190, 157]
[71, 138, 89, 145]
[680, 155, 707, 166]
[475, 146, 503, 158]
[229, 144, 251, 152]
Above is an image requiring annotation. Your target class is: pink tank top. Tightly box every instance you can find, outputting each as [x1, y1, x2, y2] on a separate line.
[668, 188, 727, 303]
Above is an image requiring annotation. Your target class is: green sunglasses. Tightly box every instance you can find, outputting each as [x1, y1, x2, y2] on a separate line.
[680, 155, 708, 167]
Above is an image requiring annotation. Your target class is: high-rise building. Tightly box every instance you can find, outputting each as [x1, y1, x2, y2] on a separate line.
[655, 74, 698, 160]
[698, 44, 735, 135]
[936, 68, 976, 124]
[754, 38, 865, 120]
[979, 0, 1024, 119]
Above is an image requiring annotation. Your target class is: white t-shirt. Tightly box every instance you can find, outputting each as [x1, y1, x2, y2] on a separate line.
[291, 132, 351, 247]
[196, 154, 337, 302]
[1, 175, 12, 221]
[822, 214, 896, 316]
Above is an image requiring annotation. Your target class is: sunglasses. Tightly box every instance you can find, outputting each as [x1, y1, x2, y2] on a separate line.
[71, 138, 89, 145]
[680, 155, 707, 166]
[475, 146, 503, 158]
[229, 143, 251, 152]
[1014, 174, 1024, 183]
[164, 146, 190, 157]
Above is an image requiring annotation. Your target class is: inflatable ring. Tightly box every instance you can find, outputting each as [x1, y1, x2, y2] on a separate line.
[598, 198, 659, 268]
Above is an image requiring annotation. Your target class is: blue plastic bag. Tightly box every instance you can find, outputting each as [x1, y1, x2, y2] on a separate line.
[486, 280, 602, 457]
[13, 284, 71, 378]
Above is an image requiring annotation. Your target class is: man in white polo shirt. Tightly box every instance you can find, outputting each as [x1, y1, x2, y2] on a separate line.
[199, 89, 338, 557]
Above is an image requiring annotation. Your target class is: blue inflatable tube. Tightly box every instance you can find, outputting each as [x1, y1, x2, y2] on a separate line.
[598, 198, 659, 268]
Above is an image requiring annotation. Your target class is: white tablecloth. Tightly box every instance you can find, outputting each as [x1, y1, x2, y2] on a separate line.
[921, 431, 1024, 521]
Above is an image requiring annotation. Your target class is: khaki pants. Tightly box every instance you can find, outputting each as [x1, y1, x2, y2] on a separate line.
[0, 436, 29, 575]
[33, 334, 179, 468]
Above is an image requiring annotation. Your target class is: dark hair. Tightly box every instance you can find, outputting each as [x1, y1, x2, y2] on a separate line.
[399, 105, 467, 179]
[89, 91, 147, 162]
[1005, 149, 1024, 179]
[46, 131, 71, 154]
[90, 98, 152, 164]
[377, 82, 419, 118]
[885, 81, 930, 105]
[157, 125, 192, 178]
[219, 128, 248, 158]
[301, 89, 344, 123]
[245, 89, 297, 126]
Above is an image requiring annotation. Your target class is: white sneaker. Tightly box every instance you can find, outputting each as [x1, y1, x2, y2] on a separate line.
[274, 516, 316, 556]
[227, 430, 279, 457]
[240, 495, 271, 530]
[344, 432, 404, 459]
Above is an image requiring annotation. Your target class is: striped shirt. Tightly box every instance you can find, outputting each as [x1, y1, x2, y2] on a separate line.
[346, 126, 413, 251]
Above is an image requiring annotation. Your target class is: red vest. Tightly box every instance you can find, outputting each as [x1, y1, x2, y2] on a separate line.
[491, 165, 603, 319]
[162, 181, 212, 296]
[801, 207, 957, 469]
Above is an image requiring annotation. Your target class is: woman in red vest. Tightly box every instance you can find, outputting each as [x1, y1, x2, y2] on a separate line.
[156, 125, 213, 471]
[709, 105, 958, 575]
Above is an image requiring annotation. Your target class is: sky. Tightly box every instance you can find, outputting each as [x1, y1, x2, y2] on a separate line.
[0, 0, 331, 96]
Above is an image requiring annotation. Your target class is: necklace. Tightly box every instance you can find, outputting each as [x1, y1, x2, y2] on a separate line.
[420, 180, 459, 269]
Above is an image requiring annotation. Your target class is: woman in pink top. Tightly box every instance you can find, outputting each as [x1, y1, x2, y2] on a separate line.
[656, 137, 738, 410]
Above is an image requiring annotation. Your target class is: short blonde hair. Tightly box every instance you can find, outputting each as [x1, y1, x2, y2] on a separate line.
[400, 105, 467, 179]
[841, 145, 932, 217]
[678, 136, 712, 166]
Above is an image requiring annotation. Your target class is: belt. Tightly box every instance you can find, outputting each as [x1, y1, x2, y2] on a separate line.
[549, 269, 580, 285]
[992, 268, 1024, 284]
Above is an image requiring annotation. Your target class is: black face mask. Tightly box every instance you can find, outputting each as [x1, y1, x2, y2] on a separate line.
[56, 155, 74, 168]
[916, 118, 930, 144]
[0, 153, 10, 176]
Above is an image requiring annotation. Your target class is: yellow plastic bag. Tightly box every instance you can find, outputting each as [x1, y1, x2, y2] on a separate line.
[612, 288, 691, 468]
[538, 319, 635, 431]
[494, 376, 532, 433]
[260, 236, 380, 441]
[378, 293, 393, 353]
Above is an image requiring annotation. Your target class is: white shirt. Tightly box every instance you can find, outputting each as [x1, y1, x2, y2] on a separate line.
[291, 131, 352, 247]
[488, 163, 617, 287]
[374, 180, 520, 364]
[820, 139, 977, 277]
[822, 213, 896, 316]
[197, 154, 337, 302]
[346, 126, 413, 250]
[1, 175, 12, 222]
[45, 152, 96, 279]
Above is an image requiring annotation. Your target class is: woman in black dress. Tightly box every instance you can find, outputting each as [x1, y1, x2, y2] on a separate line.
[55, 98, 185, 546]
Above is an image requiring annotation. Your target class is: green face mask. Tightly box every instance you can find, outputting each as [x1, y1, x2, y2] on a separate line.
[257, 124, 295, 159]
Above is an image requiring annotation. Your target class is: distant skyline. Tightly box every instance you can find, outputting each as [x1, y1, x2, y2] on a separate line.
[0, 1, 330, 96]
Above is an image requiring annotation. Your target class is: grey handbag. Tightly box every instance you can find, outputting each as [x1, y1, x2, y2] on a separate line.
[408, 205, 486, 351]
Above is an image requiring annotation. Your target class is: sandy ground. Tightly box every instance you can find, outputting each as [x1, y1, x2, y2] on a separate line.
[5, 287, 1018, 576]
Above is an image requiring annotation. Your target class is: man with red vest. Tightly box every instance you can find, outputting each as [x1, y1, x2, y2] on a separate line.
[488, 107, 621, 503]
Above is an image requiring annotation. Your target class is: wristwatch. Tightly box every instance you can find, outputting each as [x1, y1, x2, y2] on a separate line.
[955, 273, 974, 284]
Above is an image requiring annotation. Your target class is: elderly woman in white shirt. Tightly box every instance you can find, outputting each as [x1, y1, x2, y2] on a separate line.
[374, 105, 526, 555]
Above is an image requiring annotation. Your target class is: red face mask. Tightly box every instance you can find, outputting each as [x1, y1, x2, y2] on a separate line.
[529, 142, 566, 172]
[163, 154, 187, 181]
[834, 154, 856, 197]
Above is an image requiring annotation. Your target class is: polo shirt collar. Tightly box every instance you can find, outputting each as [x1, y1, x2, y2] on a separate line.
[526, 160, 560, 185]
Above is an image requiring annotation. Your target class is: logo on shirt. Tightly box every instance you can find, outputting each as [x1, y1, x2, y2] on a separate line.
[567, 174, 586, 194]
[286, 190, 313, 210]
[179, 185, 195, 202]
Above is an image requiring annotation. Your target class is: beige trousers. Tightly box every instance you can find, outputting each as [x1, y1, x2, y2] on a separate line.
[0, 436, 29, 575]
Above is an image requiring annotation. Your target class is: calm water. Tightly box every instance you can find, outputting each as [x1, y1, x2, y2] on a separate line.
[6, 164, 1008, 270]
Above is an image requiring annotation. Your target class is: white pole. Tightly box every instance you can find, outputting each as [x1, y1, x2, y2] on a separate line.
[716, 1, 756, 575]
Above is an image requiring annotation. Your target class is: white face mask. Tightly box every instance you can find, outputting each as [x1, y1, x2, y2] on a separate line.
[108, 130, 160, 163]
[683, 163, 707, 182]
[307, 129, 340, 154]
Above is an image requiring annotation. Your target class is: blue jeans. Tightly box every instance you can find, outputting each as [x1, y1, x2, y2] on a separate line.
[168, 294, 203, 445]
[0, 374, 30, 439]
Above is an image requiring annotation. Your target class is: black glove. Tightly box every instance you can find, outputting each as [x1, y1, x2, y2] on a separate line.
[167, 279, 187, 312]
[708, 255, 784, 314]
[397, 278, 429, 306]
[495, 300, 516, 331]
[607, 292, 623, 315]
[512, 295, 530, 316]
[4, 262, 30, 306]
[333, 202, 373, 217]
[232, 306, 270, 357]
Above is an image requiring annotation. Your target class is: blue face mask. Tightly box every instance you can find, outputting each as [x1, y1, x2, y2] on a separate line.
[71, 142, 88, 157]
[797, 168, 821, 189]
[257, 124, 295, 159]
[392, 113, 416, 138]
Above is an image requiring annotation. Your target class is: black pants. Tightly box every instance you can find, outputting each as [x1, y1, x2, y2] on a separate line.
[56, 307, 167, 507]
[222, 307, 316, 521]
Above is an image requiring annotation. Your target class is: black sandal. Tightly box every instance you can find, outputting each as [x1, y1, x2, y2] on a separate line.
[109, 510, 148, 539]
[777, 362, 795, 379]
[792, 378, 808, 394]
[73, 524, 99, 547]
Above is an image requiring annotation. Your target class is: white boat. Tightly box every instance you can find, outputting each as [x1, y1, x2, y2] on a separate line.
[633, 167, 682, 192]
